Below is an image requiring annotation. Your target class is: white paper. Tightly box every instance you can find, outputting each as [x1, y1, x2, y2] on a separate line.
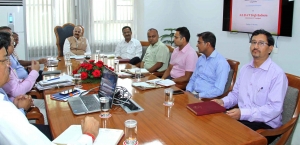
[146, 79, 175, 87]
[52, 125, 124, 145]
[128, 68, 149, 74]
[132, 82, 156, 88]
[70, 55, 85, 59]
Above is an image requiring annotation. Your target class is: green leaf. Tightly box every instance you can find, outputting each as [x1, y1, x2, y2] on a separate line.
[164, 28, 176, 31]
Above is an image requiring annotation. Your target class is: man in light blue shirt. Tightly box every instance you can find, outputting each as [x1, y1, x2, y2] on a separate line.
[186, 32, 230, 98]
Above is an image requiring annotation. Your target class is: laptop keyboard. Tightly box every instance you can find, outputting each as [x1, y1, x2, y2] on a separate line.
[80, 96, 100, 111]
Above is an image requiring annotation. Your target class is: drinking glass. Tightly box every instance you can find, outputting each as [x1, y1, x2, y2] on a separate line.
[64, 52, 71, 64]
[66, 62, 72, 75]
[163, 88, 174, 106]
[135, 68, 141, 82]
[73, 74, 82, 89]
[99, 97, 111, 118]
[114, 59, 119, 73]
[124, 119, 137, 145]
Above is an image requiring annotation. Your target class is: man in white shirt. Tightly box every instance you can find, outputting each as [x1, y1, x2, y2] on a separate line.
[63, 26, 91, 55]
[0, 31, 99, 145]
[115, 26, 142, 64]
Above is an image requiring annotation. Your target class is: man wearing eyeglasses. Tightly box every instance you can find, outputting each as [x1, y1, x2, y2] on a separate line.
[186, 31, 230, 98]
[213, 29, 288, 144]
[0, 26, 46, 81]
[114, 26, 142, 65]
[0, 32, 100, 145]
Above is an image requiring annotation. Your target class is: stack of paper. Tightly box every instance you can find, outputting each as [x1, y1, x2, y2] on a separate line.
[117, 72, 132, 77]
[52, 125, 124, 145]
[132, 82, 156, 88]
[36, 75, 74, 90]
[146, 79, 176, 87]
[126, 68, 149, 74]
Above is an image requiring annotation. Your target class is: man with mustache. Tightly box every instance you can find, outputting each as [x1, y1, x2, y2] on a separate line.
[213, 29, 288, 144]
[63, 26, 91, 55]
[0, 32, 100, 144]
[114, 26, 142, 65]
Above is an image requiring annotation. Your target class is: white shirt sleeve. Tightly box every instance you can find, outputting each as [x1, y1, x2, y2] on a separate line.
[0, 100, 94, 145]
[63, 39, 75, 56]
[135, 41, 142, 58]
[115, 43, 121, 58]
[85, 39, 91, 55]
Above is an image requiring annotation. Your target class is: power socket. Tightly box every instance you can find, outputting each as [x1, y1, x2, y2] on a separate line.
[273, 47, 279, 54]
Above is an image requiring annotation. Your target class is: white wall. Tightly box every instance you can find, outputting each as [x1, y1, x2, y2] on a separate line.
[137, 0, 300, 144]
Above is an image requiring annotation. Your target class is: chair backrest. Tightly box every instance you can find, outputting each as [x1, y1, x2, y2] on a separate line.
[274, 73, 300, 145]
[224, 59, 240, 93]
[54, 23, 85, 56]
[140, 41, 150, 60]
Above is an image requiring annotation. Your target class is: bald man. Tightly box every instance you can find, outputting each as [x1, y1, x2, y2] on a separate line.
[140, 28, 170, 72]
[63, 26, 91, 55]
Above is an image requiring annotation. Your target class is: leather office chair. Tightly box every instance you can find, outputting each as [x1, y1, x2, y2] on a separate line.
[256, 73, 300, 145]
[26, 90, 45, 124]
[54, 23, 85, 57]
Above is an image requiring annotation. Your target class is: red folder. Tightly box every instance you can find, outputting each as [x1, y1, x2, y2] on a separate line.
[186, 101, 226, 116]
[118, 59, 130, 63]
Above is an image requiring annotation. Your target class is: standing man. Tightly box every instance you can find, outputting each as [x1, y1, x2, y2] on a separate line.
[162, 27, 198, 87]
[140, 28, 170, 73]
[114, 26, 142, 65]
[213, 29, 288, 144]
[63, 25, 91, 55]
[186, 32, 230, 98]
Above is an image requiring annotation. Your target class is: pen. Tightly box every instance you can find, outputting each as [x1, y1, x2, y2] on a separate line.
[47, 77, 60, 81]
[257, 87, 263, 93]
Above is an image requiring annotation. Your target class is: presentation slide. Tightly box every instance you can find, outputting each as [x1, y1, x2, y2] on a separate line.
[230, 0, 281, 34]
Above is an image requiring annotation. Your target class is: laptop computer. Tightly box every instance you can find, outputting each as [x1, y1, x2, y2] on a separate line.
[68, 66, 118, 115]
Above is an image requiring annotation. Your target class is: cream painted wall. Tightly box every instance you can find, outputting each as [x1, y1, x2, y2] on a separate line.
[136, 0, 300, 144]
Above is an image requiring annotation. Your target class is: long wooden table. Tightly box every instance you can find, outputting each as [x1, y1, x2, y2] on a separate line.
[43, 57, 267, 145]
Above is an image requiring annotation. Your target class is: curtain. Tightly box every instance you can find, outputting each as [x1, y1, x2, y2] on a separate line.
[25, 0, 135, 59]
[25, 0, 75, 59]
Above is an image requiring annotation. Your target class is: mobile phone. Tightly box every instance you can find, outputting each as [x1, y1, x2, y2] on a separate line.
[59, 89, 79, 95]
[173, 90, 184, 95]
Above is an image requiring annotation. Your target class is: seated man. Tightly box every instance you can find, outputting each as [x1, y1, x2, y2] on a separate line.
[186, 32, 230, 98]
[162, 27, 198, 86]
[63, 25, 91, 55]
[140, 28, 170, 73]
[213, 29, 288, 144]
[0, 31, 32, 115]
[114, 26, 142, 65]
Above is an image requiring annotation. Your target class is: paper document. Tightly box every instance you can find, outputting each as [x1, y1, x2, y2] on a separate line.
[52, 125, 124, 145]
[127, 68, 149, 74]
[132, 82, 156, 88]
[117, 72, 132, 77]
[70, 55, 85, 59]
[146, 79, 175, 87]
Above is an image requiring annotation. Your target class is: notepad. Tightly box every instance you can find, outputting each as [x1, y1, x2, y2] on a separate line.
[146, 79, 176, 87]
[52, 125, 124, 145]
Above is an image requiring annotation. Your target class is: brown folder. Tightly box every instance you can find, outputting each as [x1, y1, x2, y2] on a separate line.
[186, 101, 226, 116]
[118, 59, 130, 63]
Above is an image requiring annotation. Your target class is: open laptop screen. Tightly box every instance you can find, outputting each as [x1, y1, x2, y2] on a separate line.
[98, 66, 118, 108]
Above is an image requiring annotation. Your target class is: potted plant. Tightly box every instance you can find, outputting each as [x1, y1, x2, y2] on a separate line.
[160, 28, 176, 46]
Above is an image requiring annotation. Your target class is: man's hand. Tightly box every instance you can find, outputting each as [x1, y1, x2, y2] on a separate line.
[13, 95, 32, 111]
[226, 108, 241, 120]
[38, 58, 47, 65]
[212, 99, 224, 106]
[31, 60, 40, 72]
[81, 116, 99, 138]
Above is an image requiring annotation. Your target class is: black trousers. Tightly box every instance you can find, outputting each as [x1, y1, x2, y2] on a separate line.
[239, 120, 279, 144]
[32, 124, 53, 141]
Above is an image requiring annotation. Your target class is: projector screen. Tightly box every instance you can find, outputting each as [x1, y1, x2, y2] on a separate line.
[222, 0, 294, 37]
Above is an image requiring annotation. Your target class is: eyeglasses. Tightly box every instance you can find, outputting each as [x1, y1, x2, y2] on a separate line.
[250, 41, 269, 47]
[0, 56, 10, 65]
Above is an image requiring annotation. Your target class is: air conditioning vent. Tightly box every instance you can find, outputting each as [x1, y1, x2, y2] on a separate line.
[0, 0, 23, 6]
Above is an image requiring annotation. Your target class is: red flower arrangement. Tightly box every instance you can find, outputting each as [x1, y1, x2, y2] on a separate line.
[73, 60, 114, 83]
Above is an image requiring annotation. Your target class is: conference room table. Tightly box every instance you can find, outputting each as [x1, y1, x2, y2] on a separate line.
[42, 56, 267, 145]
